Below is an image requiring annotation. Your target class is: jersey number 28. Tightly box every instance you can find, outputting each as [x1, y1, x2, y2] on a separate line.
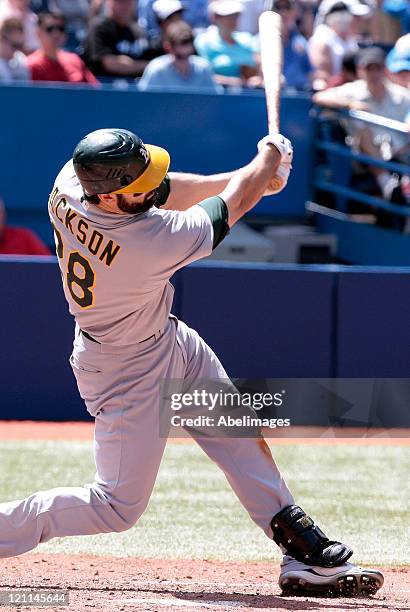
[53, 225, 95, 309]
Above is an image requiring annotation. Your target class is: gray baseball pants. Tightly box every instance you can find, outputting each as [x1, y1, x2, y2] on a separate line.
[0, 317, 293, 558]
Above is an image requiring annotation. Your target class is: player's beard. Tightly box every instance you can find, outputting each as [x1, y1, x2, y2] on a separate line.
[116, 189, 159, 214]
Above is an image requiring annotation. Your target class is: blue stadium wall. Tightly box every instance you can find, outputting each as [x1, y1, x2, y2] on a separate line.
[0, 84, 311, 245]
[0, 258, 409, 425]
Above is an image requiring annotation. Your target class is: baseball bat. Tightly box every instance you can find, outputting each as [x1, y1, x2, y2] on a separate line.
[258, 10, 283, 134]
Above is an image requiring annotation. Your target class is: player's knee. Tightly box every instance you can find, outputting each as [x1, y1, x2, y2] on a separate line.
[106, 502, 143, 533]
[98, 492, 149, 533]
[88, 483, 149, 533]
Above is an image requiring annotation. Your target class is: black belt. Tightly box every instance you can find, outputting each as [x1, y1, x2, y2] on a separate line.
[80, 329, 158, 344]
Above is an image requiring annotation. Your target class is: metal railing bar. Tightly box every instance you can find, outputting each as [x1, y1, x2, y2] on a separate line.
[316, 140, 410, 174]
[315, 180, 410, 216]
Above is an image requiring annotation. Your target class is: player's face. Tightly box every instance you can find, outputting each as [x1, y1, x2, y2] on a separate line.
[115, 190, 158, 214]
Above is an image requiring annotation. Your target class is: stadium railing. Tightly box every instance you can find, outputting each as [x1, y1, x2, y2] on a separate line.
[307, 106, 410, 265]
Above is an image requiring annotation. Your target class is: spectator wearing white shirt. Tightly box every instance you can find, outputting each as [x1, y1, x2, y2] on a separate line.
[313, 46, 410, 229]
[0, 16, 29, 81]
[0, 0, 39, 52]
[309, 1, 361, 90]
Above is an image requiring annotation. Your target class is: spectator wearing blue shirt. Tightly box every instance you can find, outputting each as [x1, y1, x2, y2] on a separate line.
[138, 20, 219, 92]
[272, 0, 312, 90]
[194, 0, 258, 87]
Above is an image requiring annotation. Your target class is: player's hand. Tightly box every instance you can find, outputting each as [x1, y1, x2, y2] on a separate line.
[257, 133, 293, 163]
[264, 160, 292, 195]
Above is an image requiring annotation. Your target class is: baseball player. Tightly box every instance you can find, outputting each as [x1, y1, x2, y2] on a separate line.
[0, 128, 383, 596]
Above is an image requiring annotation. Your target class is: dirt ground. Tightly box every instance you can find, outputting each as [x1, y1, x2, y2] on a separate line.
[0, 421, 408, 611]
[0, 554, 408, 612]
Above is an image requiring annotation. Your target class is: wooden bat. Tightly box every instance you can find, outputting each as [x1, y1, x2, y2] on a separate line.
[258, 10, 283, 135]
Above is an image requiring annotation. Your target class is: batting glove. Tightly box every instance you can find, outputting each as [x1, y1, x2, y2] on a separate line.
[264, 160, 292, 195]
[257, 133, 293, 163]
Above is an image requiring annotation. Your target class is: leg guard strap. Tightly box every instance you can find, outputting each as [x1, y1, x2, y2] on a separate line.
[271, 505, 353, 568]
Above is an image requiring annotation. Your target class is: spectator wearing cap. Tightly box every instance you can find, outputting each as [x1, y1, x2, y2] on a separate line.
[83, 0, 161, 78]
[138, 20, 219, 92]
[27, 11, 99, 83]
[0, 0, 39, 53]
[0, 197, 51, 256]
[309, 1, 363, 89]
[194, 0, 258, 87]
[0, 17, 29, 81]
[147, 0, 185, 53]
[387, 33, 410, 89]
[313, 46, 410, 226]
[138, 0, 209, 40]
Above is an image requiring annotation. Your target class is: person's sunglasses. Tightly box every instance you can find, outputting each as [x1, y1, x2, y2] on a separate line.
[175, 38, 194, 45]
[44, 24, 65, 34]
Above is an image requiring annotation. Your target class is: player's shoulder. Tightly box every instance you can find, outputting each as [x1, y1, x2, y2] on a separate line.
[55, 159, 76, 185]
[53, 159, 83, 199]
[151, 204, 210, 229]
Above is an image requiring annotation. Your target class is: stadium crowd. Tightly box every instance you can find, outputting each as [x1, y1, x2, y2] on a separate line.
[0, 0, 409, 250]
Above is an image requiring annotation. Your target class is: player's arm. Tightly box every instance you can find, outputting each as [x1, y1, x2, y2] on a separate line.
[162, 171, 235, 211]
[219, 134, 292, 227]
[163, 148, 292, 212]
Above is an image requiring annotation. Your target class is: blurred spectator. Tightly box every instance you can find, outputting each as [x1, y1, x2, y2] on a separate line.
[314, 0, 372, 26]
[149, 0, 184, 52]
[237, 0, 264, 35]
[387, 33, 410, 89]
[327, 50, 357, 86]
[0, 197, 51, 255]
[0, 0, 39, 52]
[0, 17, 29, 81]
[46, 0, 93, 50]
[138, 20, 219, 91]
[296, 0, 317, 40]
[27, 11, 99, 83]
[382, 0, 410, 35]
[138, 0, 209, 40]
[30, 1, 49, 12]
[152, 0, 184, 31]
[313, 46, 410, 227]
[309, 1, 363, 89]
[194, 0, 258, 87]
[273, 0, 311, 90]
[83, 0, 160, 78]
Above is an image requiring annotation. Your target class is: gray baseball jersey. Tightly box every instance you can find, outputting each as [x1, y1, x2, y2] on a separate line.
[48, 160, 214, 345]
[0, 158, 295, 560]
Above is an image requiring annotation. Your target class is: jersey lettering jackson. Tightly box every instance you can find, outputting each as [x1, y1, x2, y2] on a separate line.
[48, 160, 213, 346]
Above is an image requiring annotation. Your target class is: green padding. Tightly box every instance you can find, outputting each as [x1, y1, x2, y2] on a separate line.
[198, 196, 230, 249]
